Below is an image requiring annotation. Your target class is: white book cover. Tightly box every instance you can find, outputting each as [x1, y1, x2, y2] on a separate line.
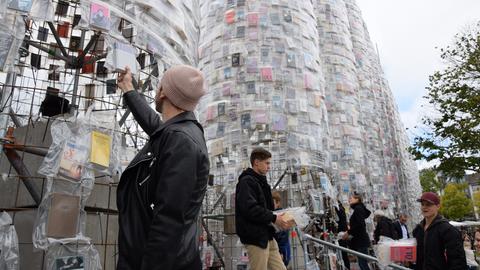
[106, 41, 138, 74]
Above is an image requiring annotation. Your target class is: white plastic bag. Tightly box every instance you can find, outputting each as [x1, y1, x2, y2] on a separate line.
[0, 14, 25, 72]
[32, 179, 91, 250]
[376, 236, 417, 268]
[273, 206, 310, 231]
[0, 212, 19, 270]
[38, 108, 122, 183]
[44, 243, 102, 270]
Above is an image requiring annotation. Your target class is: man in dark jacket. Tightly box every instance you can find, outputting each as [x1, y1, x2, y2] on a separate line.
[343, 193, 372, 270]
[393, 213, 409, 240]
[116, 66, 209, 270]
[235, 148, 293, 270]
[412, 192, 467, 270]
[373, 210, 398, 243]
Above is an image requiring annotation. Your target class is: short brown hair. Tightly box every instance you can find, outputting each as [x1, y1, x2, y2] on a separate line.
[272, 191, 281, 203]
[250, 147, 272, 166]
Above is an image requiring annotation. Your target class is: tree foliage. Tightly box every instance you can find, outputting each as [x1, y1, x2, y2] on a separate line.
[473, 190, 480, 212]
[419, 168, 443, 193]
[409, 26, 480, 178]
[440, 183, 473, 220]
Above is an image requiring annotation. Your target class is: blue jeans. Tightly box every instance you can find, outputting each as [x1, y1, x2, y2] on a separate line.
[354, 247, 370, 270]
[278, 245, 291, 266]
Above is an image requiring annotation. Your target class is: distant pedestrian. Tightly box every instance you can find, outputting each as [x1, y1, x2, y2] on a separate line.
[335, 201, 350, 270]
[272, 191, 291, 267]
[373, 210, 398, 243]
[342, 193, 371, 270]
[393, 213, 410, 240]
[412, 192, 467, 270]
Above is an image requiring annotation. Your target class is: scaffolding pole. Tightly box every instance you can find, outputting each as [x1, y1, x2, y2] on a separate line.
[0, 72, 17, 153]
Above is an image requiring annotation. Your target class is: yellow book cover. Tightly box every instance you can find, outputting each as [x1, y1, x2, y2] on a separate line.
[90, 130, 111, 167]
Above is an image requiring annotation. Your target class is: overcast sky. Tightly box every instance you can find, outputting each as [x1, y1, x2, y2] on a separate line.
[355, 0, 480, 138]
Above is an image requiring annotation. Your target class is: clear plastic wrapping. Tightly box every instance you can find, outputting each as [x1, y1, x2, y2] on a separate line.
[0, 14, 25, 72]
[104, 35, 139, 74]
[44, 243, 102, 270]
[32, 178, 91, 250]
[29, 0, 55, 21]
[305, 260, 320, 270]
[0, 212, 19, 270]
[308, 189, 324, 215]
[375, 237, 417, 268]
[38, 108, 122, 184]
[273, 207, 309, 231]
[78, 0, 112, 32]
[0, 1, 6, 19]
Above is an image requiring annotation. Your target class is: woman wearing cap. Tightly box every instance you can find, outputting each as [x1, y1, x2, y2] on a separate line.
[412, 192, 467, 270]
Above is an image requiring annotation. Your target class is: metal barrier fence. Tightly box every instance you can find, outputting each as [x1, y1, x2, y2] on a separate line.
[300, 232, 412, 270]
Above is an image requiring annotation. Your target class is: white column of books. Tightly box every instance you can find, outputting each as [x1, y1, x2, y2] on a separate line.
[198, 0, 329, 185]
[315, 0, 370, 204]
[344, 0, 421, 218]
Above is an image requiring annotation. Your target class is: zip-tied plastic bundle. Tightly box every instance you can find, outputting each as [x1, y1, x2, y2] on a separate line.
[38, 108, 122, 185]
[44, 243, 101, 270]
[0, 14, 25, 73]
[0, 0, 55, 21]
[0, 212, 19, 270]
[33, 178, 91, 250]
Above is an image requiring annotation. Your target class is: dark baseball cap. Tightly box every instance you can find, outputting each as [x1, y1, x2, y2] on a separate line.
[417, 192, 440, 205]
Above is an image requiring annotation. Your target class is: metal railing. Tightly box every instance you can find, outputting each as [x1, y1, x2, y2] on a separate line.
[300, 232, 412, 270]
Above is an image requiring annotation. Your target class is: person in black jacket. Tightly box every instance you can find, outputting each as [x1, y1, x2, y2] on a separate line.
[393, 213, 409, 240]
[335, 201, 350, 270]
[272, 191, 291, 267]
[373, 210, 398, 243]
[342, 193, 371, 270]
[235, 148, 294, 270]
[116, 66, 209, 270]
[412, 192, 467, 270]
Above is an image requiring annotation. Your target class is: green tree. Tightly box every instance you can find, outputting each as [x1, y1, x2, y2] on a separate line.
[419, 168, 443, 193]
[409, 26, 480, 178]
[473, 190, 480, 211]
[440, 183, 473, 220]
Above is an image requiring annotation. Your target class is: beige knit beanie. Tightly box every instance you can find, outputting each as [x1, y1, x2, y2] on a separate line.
[160, 65, 205, 111]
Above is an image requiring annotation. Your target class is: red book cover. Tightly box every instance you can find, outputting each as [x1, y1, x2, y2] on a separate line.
[247, 12, 259, 26]
[260, 67, 273, 81]
[225, 9, 235, 24]
[57, 22, 70, 38]
[390, 246, 416, 262]
[81, 56, 94, 74]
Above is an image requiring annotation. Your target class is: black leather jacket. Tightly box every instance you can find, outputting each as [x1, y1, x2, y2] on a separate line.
[235, 168, 276, 249]
[117, 91, 209, 270]
[412, 215, 466, 270]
